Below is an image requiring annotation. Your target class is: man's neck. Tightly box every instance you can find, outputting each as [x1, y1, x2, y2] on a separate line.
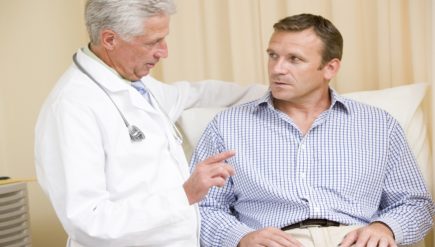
[273, 91, 331, 135]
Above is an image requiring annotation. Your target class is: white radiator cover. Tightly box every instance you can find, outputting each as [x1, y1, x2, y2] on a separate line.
[0, 182, 31, 247]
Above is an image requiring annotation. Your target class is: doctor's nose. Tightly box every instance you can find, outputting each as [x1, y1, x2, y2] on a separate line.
[154, 40, 168, 59]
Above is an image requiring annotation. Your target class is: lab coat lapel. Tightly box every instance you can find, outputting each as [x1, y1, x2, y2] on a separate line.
[75, 49, 158, 114]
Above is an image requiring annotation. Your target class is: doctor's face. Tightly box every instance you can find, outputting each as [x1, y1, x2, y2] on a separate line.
[108, 14, 170, 81]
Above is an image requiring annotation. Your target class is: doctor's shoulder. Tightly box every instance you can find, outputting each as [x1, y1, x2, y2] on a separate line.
[42, 66, 113, 114]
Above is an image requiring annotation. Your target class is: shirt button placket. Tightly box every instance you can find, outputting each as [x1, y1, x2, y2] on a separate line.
[297, 138, 310, 203]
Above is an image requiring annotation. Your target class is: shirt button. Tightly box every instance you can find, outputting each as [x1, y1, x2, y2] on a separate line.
[300, 144, 306, 150]
[314, 207, 320, 213]
[300, 172, 306, 179]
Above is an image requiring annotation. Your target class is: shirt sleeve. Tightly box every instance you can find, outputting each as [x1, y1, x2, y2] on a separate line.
[189, 118, 255, 247]
[374, 117, 434, 245]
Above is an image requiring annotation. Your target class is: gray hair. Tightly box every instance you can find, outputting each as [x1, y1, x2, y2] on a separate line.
[85, 0, 176, 44]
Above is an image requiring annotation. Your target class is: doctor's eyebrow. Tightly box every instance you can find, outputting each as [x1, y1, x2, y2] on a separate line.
[144, 36, 166, 47]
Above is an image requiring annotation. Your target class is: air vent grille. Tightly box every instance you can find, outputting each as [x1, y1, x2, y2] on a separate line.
[0, 183, 31, 247]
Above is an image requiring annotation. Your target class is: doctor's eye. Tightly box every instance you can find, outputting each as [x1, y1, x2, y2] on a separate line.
[144, 38, 164, 48]
[267, 52, 278, 60]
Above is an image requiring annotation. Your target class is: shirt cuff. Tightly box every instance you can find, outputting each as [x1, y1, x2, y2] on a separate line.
[372, 216, 403, 244]
[222, 224, 255, 247]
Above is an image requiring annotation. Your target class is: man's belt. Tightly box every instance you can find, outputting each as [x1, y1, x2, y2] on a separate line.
[281, 219, 340, 231]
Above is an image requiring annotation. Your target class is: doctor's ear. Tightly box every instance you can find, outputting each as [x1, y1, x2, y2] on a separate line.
[100, 29, 118, 51]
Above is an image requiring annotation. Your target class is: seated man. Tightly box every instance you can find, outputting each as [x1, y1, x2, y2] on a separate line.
[190, 13, 434, 247]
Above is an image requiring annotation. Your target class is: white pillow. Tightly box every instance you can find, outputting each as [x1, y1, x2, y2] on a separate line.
[342, 83, 427, 130]
[178, 83, 430, 185]
[342, 83, 431, 184]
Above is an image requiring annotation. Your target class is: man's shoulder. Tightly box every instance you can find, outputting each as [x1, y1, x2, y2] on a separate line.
[216, 99, 262, 117]
[340, 96, 387, 112]
[338, 96, 397, 123]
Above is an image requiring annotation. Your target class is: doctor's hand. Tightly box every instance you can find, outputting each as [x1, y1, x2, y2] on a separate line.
[183, 150, 236, 205]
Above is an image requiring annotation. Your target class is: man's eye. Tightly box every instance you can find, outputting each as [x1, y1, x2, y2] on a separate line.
[289, 56, 302, 63]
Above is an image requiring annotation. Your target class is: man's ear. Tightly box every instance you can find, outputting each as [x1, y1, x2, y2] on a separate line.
[100, 29, 117, 51]
[323, 58, 341, 81]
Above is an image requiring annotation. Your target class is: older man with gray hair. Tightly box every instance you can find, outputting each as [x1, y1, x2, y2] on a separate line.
[34, 0, 264, 246]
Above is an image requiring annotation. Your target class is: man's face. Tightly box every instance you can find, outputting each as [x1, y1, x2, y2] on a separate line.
[267, 29, 332, 105]
[108, 14, 170, 81]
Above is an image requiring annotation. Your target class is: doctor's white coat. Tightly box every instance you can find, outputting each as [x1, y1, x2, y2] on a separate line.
[34, 49, 265, 247]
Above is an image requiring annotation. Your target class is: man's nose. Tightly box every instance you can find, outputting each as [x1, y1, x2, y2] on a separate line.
[270, 59, 288, 74]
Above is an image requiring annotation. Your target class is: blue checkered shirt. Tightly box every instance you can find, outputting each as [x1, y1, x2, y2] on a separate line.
[190, 90, 434, 246]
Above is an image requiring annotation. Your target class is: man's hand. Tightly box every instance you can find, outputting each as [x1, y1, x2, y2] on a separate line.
[183, 150, 235, 205]
[339, 222, 397, 247]
[239, 227, 303, 247]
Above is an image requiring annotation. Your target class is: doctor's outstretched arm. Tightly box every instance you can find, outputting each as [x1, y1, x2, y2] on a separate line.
[183, 150, 235, 204]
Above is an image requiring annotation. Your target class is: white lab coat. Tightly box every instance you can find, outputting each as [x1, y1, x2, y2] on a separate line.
[35, 49, 266, 247]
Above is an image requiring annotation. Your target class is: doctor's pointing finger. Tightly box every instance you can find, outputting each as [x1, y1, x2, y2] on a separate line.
[183, 150, 236, 205]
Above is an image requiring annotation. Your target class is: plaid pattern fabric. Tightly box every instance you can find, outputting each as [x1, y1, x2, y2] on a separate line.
[190, 89, 434, 247]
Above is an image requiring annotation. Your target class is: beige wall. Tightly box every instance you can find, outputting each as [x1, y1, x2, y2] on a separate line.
[0, 1, 87, 246]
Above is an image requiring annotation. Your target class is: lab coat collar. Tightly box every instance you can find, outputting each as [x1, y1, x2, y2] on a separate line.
[74, 49, 158, 113]
[75, 49, 129, 92]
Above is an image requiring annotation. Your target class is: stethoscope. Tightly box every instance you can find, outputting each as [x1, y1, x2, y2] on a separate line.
[72, 53, 183, 144]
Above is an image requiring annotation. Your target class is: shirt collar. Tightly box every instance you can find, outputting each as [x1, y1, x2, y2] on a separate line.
[254, 87, 350, 113]
[329, 88, 349, 112]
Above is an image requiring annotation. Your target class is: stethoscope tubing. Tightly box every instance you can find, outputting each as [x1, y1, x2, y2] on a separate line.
[72, 53, 146, 142]
[72, 52, 183, 144]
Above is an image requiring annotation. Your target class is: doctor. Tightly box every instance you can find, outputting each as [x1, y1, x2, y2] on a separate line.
[34, 0, 264, 246]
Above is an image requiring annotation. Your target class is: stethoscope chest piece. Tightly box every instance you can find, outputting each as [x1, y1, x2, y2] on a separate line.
[128, 124, 146, 142]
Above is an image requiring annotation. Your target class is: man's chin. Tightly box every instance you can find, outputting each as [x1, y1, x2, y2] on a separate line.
[270, 89, 295, 100]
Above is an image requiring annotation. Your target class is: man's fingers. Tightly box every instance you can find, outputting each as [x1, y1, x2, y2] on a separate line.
[257, 227, 301, 246]
[377, 237, 391, 247]
[339, 230, 358, 247]
[202, 150, 236, 164]
[240, 227, 303, 247]
[339, 226, 396, 247]
[274, 234, 303, 247]
[273, 228, 303, 247]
